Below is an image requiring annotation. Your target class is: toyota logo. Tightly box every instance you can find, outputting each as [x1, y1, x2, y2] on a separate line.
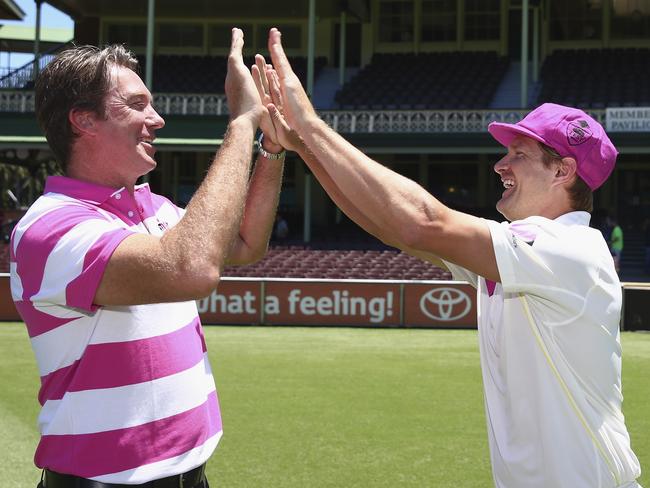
[420, 287, 472, 322]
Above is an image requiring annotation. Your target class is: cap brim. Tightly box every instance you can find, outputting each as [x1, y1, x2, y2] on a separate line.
[488, 121, 548, 149]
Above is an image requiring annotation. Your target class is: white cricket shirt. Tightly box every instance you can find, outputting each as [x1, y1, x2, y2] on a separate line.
[445, 211, 642, 488]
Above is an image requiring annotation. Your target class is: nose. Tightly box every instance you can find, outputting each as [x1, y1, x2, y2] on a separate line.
[146, 105, 165, 130]
[493, 154, 508, 174]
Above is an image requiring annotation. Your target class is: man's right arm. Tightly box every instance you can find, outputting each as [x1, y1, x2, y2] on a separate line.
[95, 119, 257, 306]
[95, 29, 262, 306]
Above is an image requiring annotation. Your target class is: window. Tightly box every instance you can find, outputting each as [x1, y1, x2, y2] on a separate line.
[464, 0, 500, 41]
[159, 23, 204, 48]
[428, 162, 478, 208]
[106, 23, 147, 48]
[210, 24, 253, 48]
[611, 0, 650, 39]
[256, 24, 301, 49]
[175, 153, 198, 207]
[393, 162, 420, 182]
[421, 0, 457, 42]
[379, 0, 415, 42]
[549, 0, 603, 40]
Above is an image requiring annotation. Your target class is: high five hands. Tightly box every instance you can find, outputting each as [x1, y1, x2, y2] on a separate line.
[227, 27, 318, 152]
[250, 28, 321, 153]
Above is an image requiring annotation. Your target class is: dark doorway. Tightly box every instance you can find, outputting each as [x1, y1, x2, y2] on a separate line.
[334, 22, 361, 67]
[508, 7, 534, 59]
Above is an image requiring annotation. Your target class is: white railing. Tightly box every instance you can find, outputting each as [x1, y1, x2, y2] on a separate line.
[0, 90, 35, 112]
[320, 110, 528, 133]
[152, 93, 227, 116]
[0, 90, 607, 134]
[0, 53, 60, 90]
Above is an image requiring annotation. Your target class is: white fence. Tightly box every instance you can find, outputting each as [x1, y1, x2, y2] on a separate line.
[0, 90, 607, 134]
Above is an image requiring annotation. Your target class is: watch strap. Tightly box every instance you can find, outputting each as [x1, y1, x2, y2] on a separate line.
[257, 133, 286, 160]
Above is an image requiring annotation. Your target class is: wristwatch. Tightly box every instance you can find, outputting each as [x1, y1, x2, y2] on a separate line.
[257, 133, 286, 160]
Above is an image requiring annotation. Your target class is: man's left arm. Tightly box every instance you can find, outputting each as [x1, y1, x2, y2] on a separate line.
[226, 55, 293, 265]
[266, 28, 498, 282]
[226, 141, 284, 265]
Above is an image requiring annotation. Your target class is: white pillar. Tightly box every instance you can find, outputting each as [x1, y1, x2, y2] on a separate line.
[145, 0, 155, 90]
[33, 0, 43, 79]
[603, 0, 611, 47]
[307, 0, 316, 97]
[520, 0, 529, 108]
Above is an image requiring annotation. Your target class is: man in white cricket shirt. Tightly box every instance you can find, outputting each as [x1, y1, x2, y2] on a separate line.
[259, 28, 643, 487]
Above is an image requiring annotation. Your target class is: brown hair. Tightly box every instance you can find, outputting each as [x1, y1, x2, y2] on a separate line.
[539, 143, 593, 213]
[35, 45, 139, 170]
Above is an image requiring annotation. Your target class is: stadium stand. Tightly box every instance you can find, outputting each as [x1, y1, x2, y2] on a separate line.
[537, 48, 650, 108]
[1, 2, 649, 285]
[135, 54, 327, 94]
[0, 243, 8, 273]
[334, 52, 509, 110]
[222, 247, 452, 280]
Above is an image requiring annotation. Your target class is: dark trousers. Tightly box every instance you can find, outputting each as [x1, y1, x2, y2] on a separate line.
[37, 475, 210, 487]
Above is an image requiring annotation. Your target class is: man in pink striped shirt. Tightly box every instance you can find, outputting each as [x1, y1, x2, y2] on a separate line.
[11, 28, 286, 487]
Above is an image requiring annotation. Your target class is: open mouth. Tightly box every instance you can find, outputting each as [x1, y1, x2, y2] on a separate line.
[502, 179, 515, 190]
[140, 139, 155, 151]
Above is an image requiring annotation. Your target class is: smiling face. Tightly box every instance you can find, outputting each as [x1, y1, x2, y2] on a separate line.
[493, 136, 561, 221]
[93, 65, 165, 186]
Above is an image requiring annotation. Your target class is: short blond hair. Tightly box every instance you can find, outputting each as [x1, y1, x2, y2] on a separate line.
[539, 143, 593, 213]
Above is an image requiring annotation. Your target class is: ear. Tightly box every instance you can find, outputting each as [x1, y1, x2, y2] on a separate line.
[69, 108, 98, 136]
[553, 157, 577, 186]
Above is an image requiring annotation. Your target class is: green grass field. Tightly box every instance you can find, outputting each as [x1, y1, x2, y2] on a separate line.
[1, 323, 648, 487]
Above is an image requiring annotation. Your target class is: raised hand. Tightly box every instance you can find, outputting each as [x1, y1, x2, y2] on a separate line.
[225, 28, 263, 126]
[265, 68, 303, 152]
[251, 54, 283, 153]
[267, 28, 318, 130]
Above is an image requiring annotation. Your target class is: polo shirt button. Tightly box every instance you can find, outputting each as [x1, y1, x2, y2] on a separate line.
[128, 211, 134, 217]
[115, 193, 121, 200]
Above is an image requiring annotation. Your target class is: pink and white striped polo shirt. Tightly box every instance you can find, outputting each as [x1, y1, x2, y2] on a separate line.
[10, 176, 222, 484]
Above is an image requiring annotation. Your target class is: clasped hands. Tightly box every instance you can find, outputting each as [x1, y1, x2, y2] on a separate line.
[225, 27, 318, 155]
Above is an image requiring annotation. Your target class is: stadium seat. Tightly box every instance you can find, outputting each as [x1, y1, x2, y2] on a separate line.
[221, 247, 451, 280]
[537, 48, 650, 108]
[334, 51, 509, 110]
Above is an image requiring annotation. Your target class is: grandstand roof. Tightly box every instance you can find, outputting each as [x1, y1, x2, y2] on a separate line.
[0, 25, 72, 53]
[0, 0, 23, 20]
[47, 0, 367, 21]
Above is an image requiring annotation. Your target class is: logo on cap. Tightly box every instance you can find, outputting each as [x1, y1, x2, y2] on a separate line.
[566, 120, 592, 146]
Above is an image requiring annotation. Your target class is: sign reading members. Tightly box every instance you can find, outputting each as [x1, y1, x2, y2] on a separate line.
[606, 107, 650, 132]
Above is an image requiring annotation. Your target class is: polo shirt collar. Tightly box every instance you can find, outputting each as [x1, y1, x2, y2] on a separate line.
[554, 211, 591, 227]
[44, 175, 152, 206]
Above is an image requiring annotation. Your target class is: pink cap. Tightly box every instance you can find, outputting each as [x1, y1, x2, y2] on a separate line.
[488, 103, 618, 190]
